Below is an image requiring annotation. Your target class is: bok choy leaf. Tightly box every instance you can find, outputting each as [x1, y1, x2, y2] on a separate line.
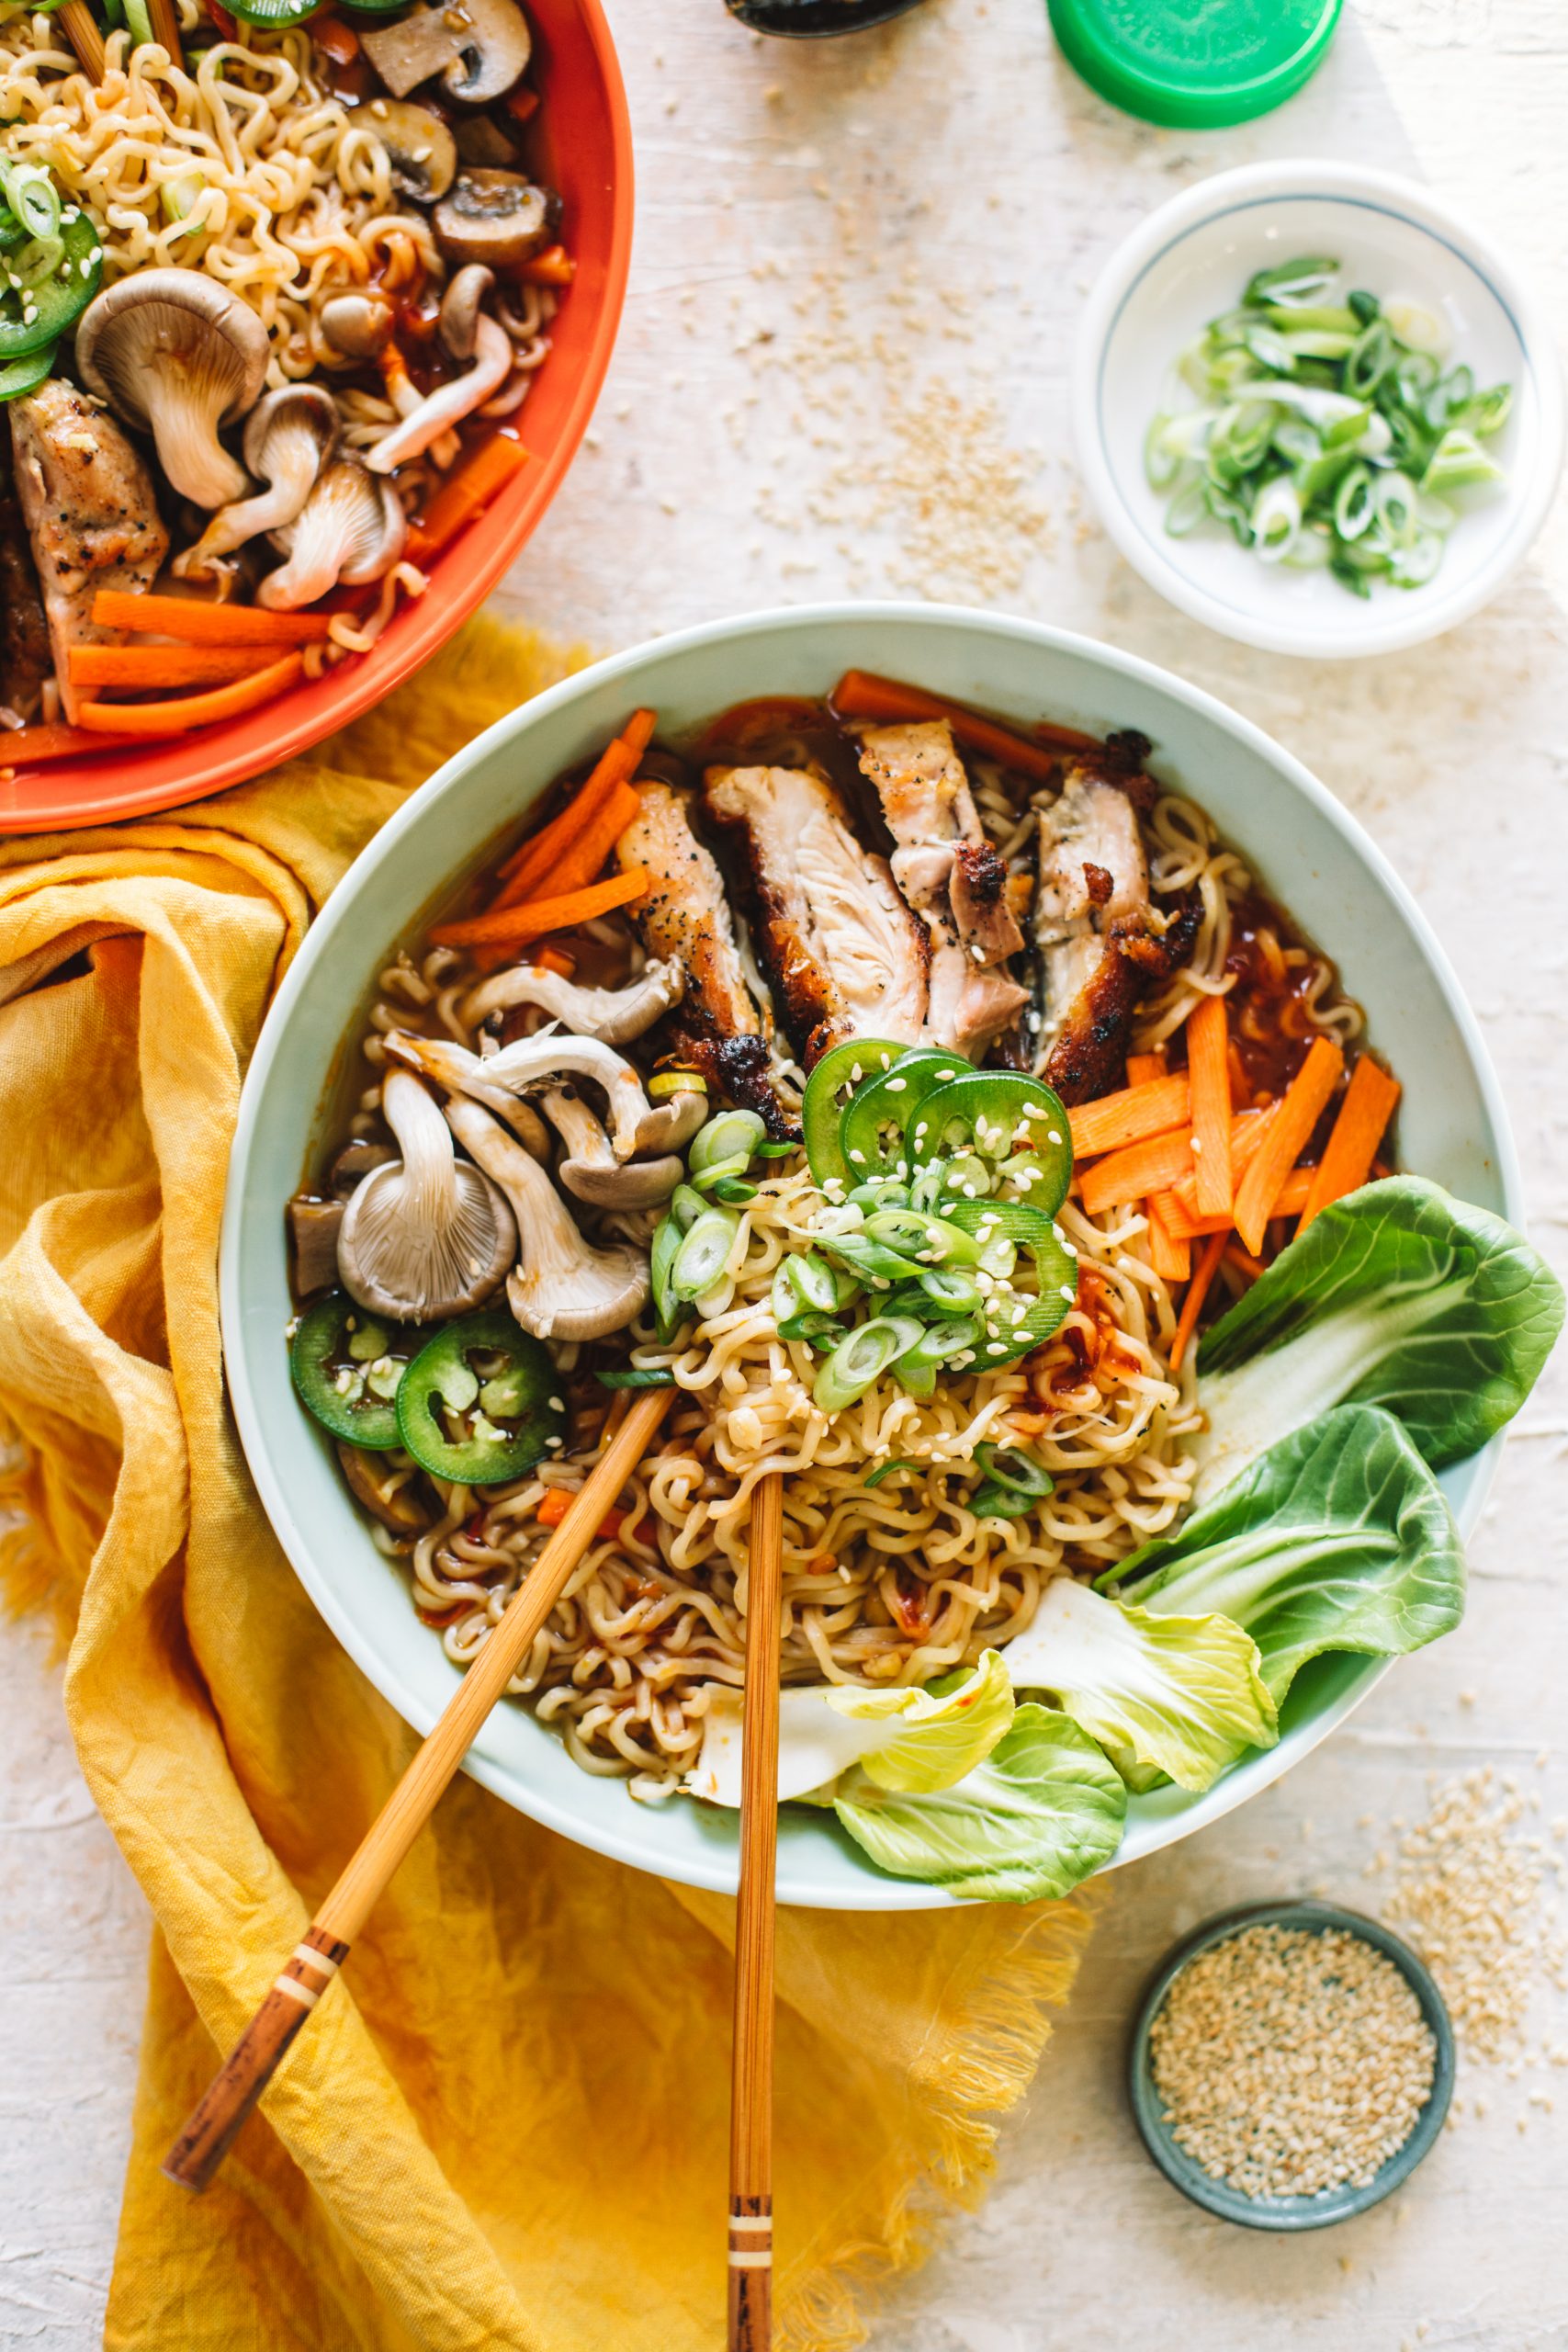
[1190, 1178, 1562, 1504]
[686, 1648, 1013, 1806]
[1104, 1404, 1465, 1705]
[998, 1577, 1277, 1792]
[831, 1703, 1127, 1901]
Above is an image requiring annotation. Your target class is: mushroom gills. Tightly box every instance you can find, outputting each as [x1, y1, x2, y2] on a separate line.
[362, 98, 457, 201]
[260, 458, 407, 611]
[444, 1095, 649, 1342]
[337, 1068, 515, 1319]
[174, 384, 339, 576]
[73, 270, 270, 511]
[336, 1441, 433, 1533]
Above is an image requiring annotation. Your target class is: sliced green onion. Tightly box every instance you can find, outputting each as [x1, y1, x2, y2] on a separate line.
[2, 165, 60, 246]
[1345, 319, 1394, 399]
[1250, 473, 1301, 562]
[669, 1183, 706, 1234]
[1144, 414, 1182, 491]
[594, 1367, 675, 1389]
[709, 1176, 758, 1205]
[975, 1442, 1054, 1498]
[1463, 382, 1512, 438]
[650, 1215, 685, 1340]
[1163, 478, 1209, 538]
[863, 1457, 919, 1489]
[648, 1069, 707, 1102]
[688, 1108, 765, 1175]
[917, 1265, 983, 1315]
[1373, 468, 1419, 548]
[1389, 530, 1444, 588]
[1333, 461, 1374, 540]
[1422, 426, 1504, 495]
[671, 1209, 738, 1303]
[813, 1316, 924, 1413]
[1243, 255, 1338, 310]
[1347, 288, 1380, 327]
[781, 1251, 840, 1314]
[1382, 297, 1449, 356]
[777, 1309, 844, 1348]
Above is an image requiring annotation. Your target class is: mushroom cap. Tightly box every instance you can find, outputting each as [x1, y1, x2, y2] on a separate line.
[542, 1090, 684, 1209]
[433, 171, 554, 270]
[444, 1095, 649, 1342]
[337, 1069, 515, 1319]
[632, 1088, 710, 1156]
[243, 381, 340, 479]
[362, 97, 458, 201]
[460, 956, 684, 1045]
[259, 458, 407, 610]
[439, 264, 497, 363]
[75, 269, 269, 438]
[397, 1027, 655, 1160]
[320, 292, 396, 361]
[441, 0, 532, 103]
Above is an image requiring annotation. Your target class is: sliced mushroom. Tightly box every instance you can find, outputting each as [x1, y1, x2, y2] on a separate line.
[445, 1095, 648, 1342]
[259, 458, 407, 611]
[442, 0, 532, 103]
[461, 956, 684, 1044]
[74, 271, 270, 511]
[320, 291, 396, 361]
[389, 1029, 653, 1160]
[288, 1195, 346, 1294]
[331, 1136, 399, 1194]
[336, 1442, 434, 1533]
[363, 97, 457, 202]
[454, 114, 520, 169]
[173, 384, 339, 577]
[542, 1091, 683, 1210]
[433, 172, 554, 270]
[337, 1068, 515, 1319]
[439, 265, 495, 364]
[360, 0, 529, 103]
[362, 312, 512, 474]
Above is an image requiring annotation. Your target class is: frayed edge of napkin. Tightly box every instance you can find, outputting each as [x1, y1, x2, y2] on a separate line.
[778, 1890, 1101, 2352]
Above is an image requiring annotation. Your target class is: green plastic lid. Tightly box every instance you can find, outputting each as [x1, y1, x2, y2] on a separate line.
[1048, 0, 1343, 129]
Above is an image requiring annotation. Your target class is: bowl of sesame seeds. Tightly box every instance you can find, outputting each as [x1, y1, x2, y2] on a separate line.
[1130, 1897, 1455, 2228]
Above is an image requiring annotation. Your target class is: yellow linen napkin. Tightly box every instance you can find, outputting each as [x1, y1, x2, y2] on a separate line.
[0, 616, 1096, 2352]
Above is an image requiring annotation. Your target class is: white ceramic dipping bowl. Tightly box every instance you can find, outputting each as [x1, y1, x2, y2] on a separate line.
[1074, 160, 1563, 659]
[222, 603, 1520, 1907]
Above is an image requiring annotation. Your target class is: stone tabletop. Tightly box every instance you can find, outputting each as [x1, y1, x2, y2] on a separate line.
[3, 2, 1565, 2344]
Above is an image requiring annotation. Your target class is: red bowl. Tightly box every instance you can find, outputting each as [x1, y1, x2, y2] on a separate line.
[0, 0, 632, 836]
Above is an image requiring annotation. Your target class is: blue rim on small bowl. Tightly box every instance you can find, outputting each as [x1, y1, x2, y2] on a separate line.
[1129, 1898, 1455, 2230]
[1073, 159, 1565, 658]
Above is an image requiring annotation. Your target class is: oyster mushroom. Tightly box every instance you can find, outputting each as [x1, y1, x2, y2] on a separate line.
[389, 1028, 653, 1160]
[629, 1087, 709, 1157]
[445, 1095, 648, 1342]
[439, 265, 495, 364]
[363, 303, 512, 474]
[542, 1090, 684, 1210]
[74, 270, 269, 510]
[362, 96, 457, 202]
[337, 1442, 433, 1534]
[433, 171, 554, 270]
[460, 956, 684, 1044]
[173, 384, 339, 576]
[337, 1068, 515, 1319]
[259, 457, 407, 611]
[320, 291, 395, 361]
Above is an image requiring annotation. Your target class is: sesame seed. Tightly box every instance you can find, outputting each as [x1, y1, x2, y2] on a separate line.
[1148, 1924, 1437, 2200]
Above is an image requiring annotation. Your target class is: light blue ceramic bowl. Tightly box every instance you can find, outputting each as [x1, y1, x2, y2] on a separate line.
[220, 603, 1521, 1908]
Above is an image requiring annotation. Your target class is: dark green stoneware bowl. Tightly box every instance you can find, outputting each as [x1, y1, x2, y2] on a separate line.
[1128, 1898, 1455, 2230]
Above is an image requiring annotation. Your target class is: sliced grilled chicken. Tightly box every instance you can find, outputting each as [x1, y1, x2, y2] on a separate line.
[1034, 760, 1197, 1103]
[854, 719, 1025, 1059]
[704, 760, 929, 1064]
[0, 428, 50, 723]
[9, 383, 167, 724]
[617, 779, 789, 1132]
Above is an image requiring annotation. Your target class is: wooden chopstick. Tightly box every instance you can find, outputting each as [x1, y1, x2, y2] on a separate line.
[162, 1382, 674, 2194]
[58, 0, 107, 80]
[147, 0, 185, 67]
[728, 1474, 784, 2352]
